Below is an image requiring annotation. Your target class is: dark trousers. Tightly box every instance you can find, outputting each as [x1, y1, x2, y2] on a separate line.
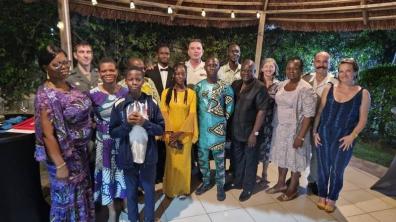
[232, 140, 258, 192]
[156, 140, 166, 182]
[317, 134, 354, 201]
[124, 163, 156, 222]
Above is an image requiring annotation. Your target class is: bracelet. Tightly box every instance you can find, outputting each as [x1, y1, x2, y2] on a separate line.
[297, 136, 305, 141]
[352, 132, 358, 139]
[56, 162, 66, 169]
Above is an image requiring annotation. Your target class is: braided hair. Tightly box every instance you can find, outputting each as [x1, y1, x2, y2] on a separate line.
[165, 62, 188, 107]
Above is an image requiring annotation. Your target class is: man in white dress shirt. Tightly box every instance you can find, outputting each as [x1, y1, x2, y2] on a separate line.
[218, 43, 241, 85]
[186, 39, 206, 87]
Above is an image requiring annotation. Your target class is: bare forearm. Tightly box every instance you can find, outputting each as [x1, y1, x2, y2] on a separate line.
[43, 135, 65, 165]
[297, 117, 313, 138]
[251, 110, 265, 134]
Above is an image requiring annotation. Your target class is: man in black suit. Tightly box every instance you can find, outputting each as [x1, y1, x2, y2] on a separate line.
[145, 44, 173, 183]
[146, 44, 173, 97]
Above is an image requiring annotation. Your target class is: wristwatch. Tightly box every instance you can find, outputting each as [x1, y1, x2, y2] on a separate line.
[254, 131, 259, 136]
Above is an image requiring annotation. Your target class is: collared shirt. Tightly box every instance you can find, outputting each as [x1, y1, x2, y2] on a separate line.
[158, 63, 169, 90]
[303, 72, 338, 97]
[67, 65, 100, 92]
[186, 60, 206, 86]
[218, 62, 241, 85]
[231, 79, 269, 142]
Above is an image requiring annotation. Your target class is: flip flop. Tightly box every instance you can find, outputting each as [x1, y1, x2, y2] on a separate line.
[265, 185, 287, 194]
[277, 192, 298, 201]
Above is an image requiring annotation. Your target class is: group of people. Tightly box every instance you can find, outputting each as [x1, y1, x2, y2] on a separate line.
[34, 39, 370, 222]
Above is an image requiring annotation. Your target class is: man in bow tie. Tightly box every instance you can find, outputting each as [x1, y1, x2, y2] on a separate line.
[145, 44, 173, 97]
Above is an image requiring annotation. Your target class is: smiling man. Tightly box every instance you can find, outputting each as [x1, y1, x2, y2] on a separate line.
[218, 43, 241, 85]
[67, 41, 100, 92]
[302, 51, 338, 195]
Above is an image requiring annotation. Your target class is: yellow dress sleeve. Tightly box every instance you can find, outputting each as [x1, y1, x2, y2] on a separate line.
[178, 89, 199, 143]
[160, 89, 173, 132]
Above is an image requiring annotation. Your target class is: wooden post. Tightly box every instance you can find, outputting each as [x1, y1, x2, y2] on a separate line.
[58, 0, 72, 65]
[254, 0, 269, 73]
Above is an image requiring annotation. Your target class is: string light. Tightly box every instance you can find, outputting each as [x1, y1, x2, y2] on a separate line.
[256, 11, 260, 19]
[201, 9, 206, 17]
[231, 11, 235, 19]
[130, 1, 135, 9]
[91, 0, 98, 6]
[167, 6, 173, 14]
[57, 21, 64, 30]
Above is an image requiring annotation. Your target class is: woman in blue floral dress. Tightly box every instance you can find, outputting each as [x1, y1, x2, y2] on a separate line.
[34, 45, 95, 221]
[89, 58, 128, 221]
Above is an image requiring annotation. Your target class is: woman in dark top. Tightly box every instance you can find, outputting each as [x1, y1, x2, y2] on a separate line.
[313, 58, 371, 212]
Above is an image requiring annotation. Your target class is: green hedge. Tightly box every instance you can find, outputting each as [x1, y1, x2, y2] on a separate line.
[359, 64, 396, 142]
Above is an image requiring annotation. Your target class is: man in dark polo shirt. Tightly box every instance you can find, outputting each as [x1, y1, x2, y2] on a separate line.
[225, 59, 269, 201]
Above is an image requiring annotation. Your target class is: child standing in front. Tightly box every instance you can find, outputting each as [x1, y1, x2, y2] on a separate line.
[109, 66, 164, 222]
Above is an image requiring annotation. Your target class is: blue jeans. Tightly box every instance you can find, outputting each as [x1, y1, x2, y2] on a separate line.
[124, 163, 156, 222]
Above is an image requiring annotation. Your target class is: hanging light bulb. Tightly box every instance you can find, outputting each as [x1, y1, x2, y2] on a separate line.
[167, 6, 173, 14]
[130, 1, 135, 9]
[57, 21, 64, 30]
[201, 9, 206, 17]
[231, 11, 235, 19]
[91, 0, 98, 6]
[256, 11, 261, 19]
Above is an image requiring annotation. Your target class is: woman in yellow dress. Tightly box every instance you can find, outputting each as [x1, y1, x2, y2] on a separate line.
[160, 63, 198, 199]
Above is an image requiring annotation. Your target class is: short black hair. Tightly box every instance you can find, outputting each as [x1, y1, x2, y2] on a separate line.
[37, 44, 66, 73]
[287, 56, 304, 72]
[156, 43, 170, 53]
[124, 65, 144, 78]
[98, 57, 117, 70]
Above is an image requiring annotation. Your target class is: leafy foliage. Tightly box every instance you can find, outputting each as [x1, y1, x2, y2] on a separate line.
[1, 2, 396, 143]
[359, 64, 396, 142]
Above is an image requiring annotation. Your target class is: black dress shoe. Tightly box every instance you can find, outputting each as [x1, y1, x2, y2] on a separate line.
[224, 183, 242, 191]
[308, 182, 318, 195]
[217, 187, 226, 201]
[239, 190, 252, 202]
[195, 183, 211, 195]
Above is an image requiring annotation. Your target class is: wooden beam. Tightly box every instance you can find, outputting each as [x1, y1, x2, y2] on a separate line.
[362, 0, 368, 26]
[183, 0, 264, 6]
[58, 0, 72, 65]
[171, 0, 184, 22]
[269, 0, 361, 7]
[268, 15, 396, 23]
[114, 0, 260, 14]
[265, 2, 396, 15]
[72, 0, 256, 21]
[254, 0, 269, 73]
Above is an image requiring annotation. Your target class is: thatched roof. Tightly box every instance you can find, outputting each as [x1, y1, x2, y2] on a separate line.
[69, 0, 396, 31]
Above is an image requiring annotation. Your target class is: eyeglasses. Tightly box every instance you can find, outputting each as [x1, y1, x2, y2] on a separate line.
[53, 60, 71, 70]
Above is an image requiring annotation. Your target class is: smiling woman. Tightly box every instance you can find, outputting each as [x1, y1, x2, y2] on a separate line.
[34, 44, 95, 222]
[88, 57, 128, 221]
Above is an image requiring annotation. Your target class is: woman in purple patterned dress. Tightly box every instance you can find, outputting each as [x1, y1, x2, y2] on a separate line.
[89, 58, 128, 221]
[34, 45, 94, 221]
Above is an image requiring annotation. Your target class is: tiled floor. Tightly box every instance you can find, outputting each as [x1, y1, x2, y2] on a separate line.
[117, 161, 396, 222]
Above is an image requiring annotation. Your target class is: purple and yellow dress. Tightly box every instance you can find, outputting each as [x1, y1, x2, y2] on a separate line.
[89, 86, 128, 205]
[34, 84, 95, 222]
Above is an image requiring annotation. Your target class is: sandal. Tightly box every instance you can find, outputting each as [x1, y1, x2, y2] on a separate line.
[324, 203, 336, 213]
[277, 192, 298, 201]
[265, 185, 287, 194]
[317, 201, 326, 210]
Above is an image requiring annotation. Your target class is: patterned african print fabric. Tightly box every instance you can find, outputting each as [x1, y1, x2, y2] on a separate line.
[89, 86, 128, 205]
[195, 79, 234, 187]
[34, 84, 95, 222]
[195, 79, 234, 151]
